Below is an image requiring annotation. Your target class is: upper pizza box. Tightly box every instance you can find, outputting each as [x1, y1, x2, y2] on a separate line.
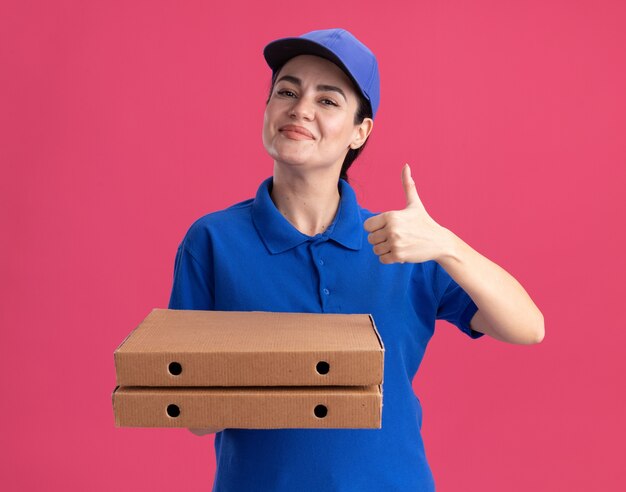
[114, 309, 384, 387]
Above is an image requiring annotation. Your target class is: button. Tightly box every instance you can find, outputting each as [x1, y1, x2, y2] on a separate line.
[323, 288, 330, 295]
[318, 259, 324, 266]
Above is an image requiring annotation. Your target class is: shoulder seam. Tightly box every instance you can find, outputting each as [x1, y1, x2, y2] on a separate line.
[182, 243, 210, 275]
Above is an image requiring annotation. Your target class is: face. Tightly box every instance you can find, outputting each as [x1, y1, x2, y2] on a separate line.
[262, 55, 372, 174]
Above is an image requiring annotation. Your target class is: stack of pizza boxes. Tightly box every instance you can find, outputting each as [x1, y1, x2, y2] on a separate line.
[112, 309, 384, 429]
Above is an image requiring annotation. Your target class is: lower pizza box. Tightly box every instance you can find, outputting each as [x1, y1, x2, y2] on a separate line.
[112, 384, 382, 429]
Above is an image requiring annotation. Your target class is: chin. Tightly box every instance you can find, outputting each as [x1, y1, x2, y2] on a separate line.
[275, 157, 313, 169]
[268, 147, 314, 167]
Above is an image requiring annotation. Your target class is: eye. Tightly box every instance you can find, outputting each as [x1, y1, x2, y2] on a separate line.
[277, 89, 296, 98]
[320, 98, 338, 107]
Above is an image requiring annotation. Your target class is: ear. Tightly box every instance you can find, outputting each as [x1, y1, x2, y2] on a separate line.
[349, 118, 374, 150]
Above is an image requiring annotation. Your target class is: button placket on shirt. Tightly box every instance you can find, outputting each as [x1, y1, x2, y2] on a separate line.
[309, 239, 331, 310]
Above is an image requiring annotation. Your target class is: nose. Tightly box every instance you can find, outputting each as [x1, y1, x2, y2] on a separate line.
[289, 95, 314, 121]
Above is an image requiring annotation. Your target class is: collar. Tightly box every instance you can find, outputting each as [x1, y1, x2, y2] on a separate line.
[251, 176, 364, 254]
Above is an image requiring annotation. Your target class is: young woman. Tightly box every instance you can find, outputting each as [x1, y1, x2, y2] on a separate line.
[169, 28, 544, 492]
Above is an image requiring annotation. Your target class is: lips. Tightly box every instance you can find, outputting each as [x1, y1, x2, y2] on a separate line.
[279, 124, 315, 139]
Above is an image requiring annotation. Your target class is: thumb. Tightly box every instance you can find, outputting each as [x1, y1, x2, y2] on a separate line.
[402, 163, 420, 208]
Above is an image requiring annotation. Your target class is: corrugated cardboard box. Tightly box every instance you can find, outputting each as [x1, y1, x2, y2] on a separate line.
[115, 309, 384, 386]
[112, 385, 382, 429]
[112, 309, 384, 429]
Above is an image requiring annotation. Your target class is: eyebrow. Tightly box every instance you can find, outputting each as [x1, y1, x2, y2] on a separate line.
[275, 75, 347, 102]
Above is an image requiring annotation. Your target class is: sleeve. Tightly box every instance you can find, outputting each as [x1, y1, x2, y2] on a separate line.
[167, 227, 215, 311]
[432, 261, 483, 339]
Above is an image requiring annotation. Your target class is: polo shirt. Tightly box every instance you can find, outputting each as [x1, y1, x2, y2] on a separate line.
[168, 176, 483, 492]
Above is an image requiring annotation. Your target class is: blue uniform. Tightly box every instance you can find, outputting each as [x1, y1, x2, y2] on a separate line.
[168, 176, 483, 491]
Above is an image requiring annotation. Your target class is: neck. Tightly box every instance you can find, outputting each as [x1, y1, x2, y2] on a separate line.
[270, 165, 342, 237]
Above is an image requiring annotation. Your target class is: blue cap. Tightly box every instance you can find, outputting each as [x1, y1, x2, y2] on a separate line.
[263, 28, 380, 118]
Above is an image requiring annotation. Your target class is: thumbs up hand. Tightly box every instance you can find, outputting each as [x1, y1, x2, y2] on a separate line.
[363, 164, 451, 265]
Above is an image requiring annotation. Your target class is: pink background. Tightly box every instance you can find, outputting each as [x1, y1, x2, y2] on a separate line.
[1, 1, 624, 490]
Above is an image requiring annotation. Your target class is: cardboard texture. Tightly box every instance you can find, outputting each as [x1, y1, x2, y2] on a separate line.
[112, 385, 382, 429]
[114, 309, 384, 387]
[112, 309, 385, 429]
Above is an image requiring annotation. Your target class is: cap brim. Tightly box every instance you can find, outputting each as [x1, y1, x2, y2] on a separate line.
[263, 38, 364, 101]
